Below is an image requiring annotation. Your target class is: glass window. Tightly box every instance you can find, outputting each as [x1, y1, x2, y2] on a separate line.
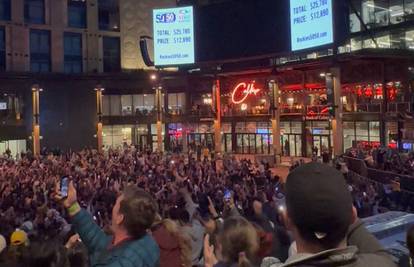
[343, 122, 356, 150]
[168, 93, 186, 114]
[103, 36, 120, 72]
[369, 121, 380, 139]
[389, 0, 404, 24]
[0, 27, 5, 71]
[110, 95, 121, 116]
[98, 0, 120, 31]
[291, 122, 303, 134]
[280, 121, 291, 134]
[121, 95, 132, 115]
[25, 0, 45, 24]
[405, 0, 414, 18]
[350, 0, 362, 33]
[0, 0, 11, 21]
[102, 95, 110, 116]
[406, 30, 414, 49]
[133, 94, 155, 112]
[68, 0, 86, 28]
[64, 32, 82, 73]
[30, 29, 50, 72]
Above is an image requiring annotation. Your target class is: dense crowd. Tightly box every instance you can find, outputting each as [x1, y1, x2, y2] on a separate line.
[0, 147, 406, 267]
[345, 146, 414, 176]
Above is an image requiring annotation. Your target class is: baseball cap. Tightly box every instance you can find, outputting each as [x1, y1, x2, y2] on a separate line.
[10, 229, 28, 246]
[0, 234, 6, 253]
[285, 163, 353, 248]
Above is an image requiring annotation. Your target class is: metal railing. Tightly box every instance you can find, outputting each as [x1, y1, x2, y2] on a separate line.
[280, 104, 304, 115]
[387, 102, 411, 113]
[306, 105, 329, 115]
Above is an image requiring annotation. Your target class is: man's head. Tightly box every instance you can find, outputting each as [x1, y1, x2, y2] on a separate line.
[111, 186, 158, 239]
[284, 163, 353, 252]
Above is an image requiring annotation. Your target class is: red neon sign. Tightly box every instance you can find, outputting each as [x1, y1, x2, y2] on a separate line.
[231, 81, 261, 104]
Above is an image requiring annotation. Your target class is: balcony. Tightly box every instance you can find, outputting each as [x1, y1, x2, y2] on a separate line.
[387, 102, 411, 113]
[343, 103, 382, 113]
[280, 104, 304, 115]
[222, 109, 270, 117]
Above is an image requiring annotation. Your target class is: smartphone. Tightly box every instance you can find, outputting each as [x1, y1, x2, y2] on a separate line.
[224, 189, 232, 201]
[60, 176, 69, 198]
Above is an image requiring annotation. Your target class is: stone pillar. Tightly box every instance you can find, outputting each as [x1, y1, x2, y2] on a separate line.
[155, 86, 163, 152]
[213, 79, 222, 153]
[270, 80, 281, 164]
[182, 123, 188, 153]
[32, 85, 41, 156]
[50, 0, 65, 73]
[330, 67, 343, 156]
[95, 86, 104, 152]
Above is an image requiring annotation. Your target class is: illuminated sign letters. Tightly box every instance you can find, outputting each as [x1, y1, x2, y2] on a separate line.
[231, 81, 262, 104]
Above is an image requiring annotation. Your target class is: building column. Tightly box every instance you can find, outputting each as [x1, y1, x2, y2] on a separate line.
[182, 123, 188, 153]
[155, 86, 163, 152]
[213, 79, 222, 154]
[32, 85, 41, 156]
[270, 80, 281, 164]
[330, 67, 343, 156]
[95, 85, 104, 153]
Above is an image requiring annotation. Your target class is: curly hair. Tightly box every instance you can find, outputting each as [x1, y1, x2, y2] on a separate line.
[120, 186, 158, 239]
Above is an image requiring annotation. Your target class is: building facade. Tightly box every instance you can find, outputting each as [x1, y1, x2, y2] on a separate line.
[1, 0, 414, 158]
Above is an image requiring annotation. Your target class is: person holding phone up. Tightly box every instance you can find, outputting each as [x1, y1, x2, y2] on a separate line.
[55, 180, 160, 267]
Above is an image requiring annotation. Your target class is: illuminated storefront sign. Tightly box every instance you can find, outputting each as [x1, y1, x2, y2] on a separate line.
[231, 81, 262, 104]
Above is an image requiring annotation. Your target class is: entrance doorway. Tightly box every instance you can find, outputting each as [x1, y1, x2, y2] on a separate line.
[281, 134, 302, 157]
[236, 133, 271, 154]
[311, 135, 331, 156]
[187, 133, 214, 151]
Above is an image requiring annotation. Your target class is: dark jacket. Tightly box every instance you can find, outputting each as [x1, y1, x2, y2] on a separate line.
[261, 220, 397, 267]
[72, 209, 160, 267]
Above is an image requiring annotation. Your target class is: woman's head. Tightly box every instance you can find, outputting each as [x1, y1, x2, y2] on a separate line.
[218, 216, 259, 267]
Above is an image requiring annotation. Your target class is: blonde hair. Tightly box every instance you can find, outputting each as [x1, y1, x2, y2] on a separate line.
[219, 216, 259, 267]
[159, 219, 192, 267]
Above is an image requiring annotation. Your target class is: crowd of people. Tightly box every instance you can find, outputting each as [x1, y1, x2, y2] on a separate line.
[346, 146, 414, 176]
[0, 146, 408, 267]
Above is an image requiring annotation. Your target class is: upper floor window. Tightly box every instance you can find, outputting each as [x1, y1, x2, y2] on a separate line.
[98, 0, 120, 31]
[25, 0, 45, 24]
[30, 29, 50, 72]
[103, 36, 120, 72]
[0, 27, 5, 71]
[64, 32, 82, 73]
[0, 0, 11, 21]
[68, 0, 87, 28]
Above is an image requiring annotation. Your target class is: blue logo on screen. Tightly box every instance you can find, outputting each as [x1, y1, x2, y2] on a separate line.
[156, 13, 176, 23]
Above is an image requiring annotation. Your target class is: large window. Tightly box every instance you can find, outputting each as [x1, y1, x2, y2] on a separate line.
[350, 0, 414, 32]
[168, 93, 186, 114]
[68, 0, 86, 28]
[64, 32, 82, 73]
[0, 27, 5, 71]
[103, 36, 120, 72]
[98, 0, 120, 31]
[25, 0, 45, 24]
[103, 125, 132, 148]
[0, 0, 11, 21]
[102, 94, 157, 116]
[30, 29, 50, 72]
[343, 121, 381, 150]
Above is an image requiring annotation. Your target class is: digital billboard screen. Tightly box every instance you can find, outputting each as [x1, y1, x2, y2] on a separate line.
[153, 6, 195, 66]
[290, 0, 334, 51]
